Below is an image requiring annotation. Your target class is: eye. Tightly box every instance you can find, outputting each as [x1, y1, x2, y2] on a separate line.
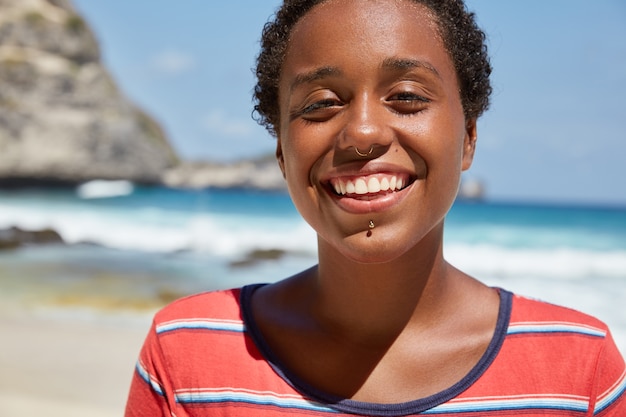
[302, 99, 340, 114]
[387, 92, 430, 115]
[292, 98, 343, 122]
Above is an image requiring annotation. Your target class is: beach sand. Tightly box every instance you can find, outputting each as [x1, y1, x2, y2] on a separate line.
[0, 305, 153, 417]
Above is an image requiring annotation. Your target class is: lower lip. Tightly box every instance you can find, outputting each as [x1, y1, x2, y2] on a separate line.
[328, 184, 413, 214]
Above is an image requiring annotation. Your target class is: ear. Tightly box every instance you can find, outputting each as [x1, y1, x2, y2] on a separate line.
[461, 118, 477, 171]
[275, 139, 286, 179]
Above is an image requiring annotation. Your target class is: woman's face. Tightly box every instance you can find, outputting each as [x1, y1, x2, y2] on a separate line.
[276, 0, 476, 263]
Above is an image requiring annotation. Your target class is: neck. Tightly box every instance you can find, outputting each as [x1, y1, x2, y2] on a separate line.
[311, 225, 452, 343]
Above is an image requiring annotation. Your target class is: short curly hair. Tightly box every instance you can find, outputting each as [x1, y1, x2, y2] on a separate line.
[253, 0, 492, 137]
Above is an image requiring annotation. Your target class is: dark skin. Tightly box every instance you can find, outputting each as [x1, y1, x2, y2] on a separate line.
[251, 0, 500, 403]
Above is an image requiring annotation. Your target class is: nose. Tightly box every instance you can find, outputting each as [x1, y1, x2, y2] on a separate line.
[338, 94, 392, 156]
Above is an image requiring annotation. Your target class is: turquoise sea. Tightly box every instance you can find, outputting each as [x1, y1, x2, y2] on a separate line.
[0, 182, 625, 353]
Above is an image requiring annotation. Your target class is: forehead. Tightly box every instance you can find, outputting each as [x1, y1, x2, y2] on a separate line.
[293, 0, 440, 39]
[280, 0, 454, 87]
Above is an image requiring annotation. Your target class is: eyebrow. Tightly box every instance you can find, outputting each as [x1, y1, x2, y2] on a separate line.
[288, 58, 441, 92]
[289, 66, 342, 92]
[381, 57, 441, 79]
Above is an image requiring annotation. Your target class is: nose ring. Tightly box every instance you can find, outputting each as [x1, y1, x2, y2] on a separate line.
[354, 145, 374, 157]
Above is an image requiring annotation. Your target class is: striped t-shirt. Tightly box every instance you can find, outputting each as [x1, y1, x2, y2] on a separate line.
[125, 285, 625, 416]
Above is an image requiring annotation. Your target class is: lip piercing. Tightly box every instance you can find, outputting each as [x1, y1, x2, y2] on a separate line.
[354, 145, 374, 157]
[367, 220, 375, 237]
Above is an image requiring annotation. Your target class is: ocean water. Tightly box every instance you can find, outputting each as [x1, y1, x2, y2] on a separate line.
[0, 182, 625, 352]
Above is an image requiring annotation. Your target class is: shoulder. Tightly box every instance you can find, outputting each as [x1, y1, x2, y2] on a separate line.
[509, 292, 610, 333]
[135, 285, 284, 402]
[506, 295, 626, 415]
[482, 292, 624, 400]
[503, 292, 624, 380]
[153, 287, 246, 328]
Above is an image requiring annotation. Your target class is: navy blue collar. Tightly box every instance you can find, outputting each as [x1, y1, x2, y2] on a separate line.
[241, 283, 512, 416]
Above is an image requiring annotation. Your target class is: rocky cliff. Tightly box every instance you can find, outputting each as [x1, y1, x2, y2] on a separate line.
[0, 0, 178, 185]
[162, 154, 286, 191]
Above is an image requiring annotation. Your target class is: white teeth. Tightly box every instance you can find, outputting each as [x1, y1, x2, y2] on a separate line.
[367, 177, 381, 193]
[380, 177, 390, 191]
[333, 175, 407, 196]
[354, 178, 368, 194]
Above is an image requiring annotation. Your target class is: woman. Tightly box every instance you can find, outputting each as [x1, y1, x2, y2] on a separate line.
[125, 0, 625, 415]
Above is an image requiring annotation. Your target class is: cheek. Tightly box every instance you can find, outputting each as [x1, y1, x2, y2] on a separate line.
[400, 112, 466, 167]
[280, 138, 317, 202]
[281, 124, 331, 176]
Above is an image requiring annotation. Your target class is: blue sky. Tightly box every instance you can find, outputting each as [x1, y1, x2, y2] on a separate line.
[71, 1, 626, 206]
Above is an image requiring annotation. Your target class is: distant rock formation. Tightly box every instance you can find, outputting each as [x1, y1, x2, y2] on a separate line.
[0, 226, 63, 250]
[162, 154, 287, 191]
[458, 177, 486, 201]
[0, 0, 178, 185]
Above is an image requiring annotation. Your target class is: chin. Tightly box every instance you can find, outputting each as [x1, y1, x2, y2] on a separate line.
[338, 230, 415, 265]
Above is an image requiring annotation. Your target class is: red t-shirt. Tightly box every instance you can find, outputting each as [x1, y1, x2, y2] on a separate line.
[125, 285, 625, 416]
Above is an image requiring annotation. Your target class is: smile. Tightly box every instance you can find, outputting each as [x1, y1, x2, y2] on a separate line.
[329, 173, 411, 197]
